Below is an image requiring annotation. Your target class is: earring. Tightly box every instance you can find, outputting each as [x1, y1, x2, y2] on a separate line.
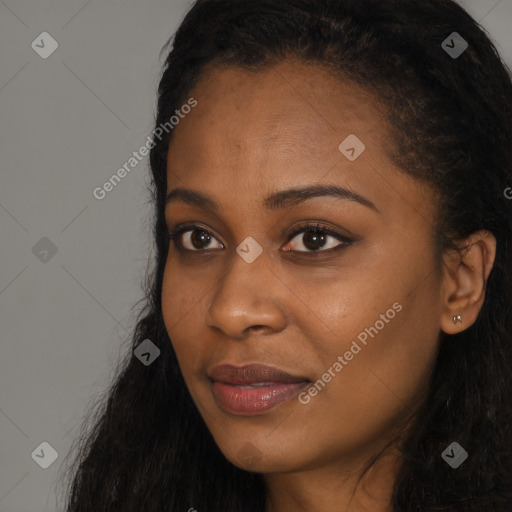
[453, 314, 462, 324]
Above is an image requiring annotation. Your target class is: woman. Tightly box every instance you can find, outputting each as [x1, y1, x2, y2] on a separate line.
[61, 0, 512, 510]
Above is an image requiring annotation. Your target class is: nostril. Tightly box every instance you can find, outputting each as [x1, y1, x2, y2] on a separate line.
[248, 325, 267, 333]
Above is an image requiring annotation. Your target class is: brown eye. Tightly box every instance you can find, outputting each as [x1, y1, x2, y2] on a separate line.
[168, 222, 351, 255]
[284, 224, 352, 253]
[170, 227, 224, 251]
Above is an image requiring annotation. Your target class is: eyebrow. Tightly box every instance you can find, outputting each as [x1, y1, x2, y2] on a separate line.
[165, 184, 379, 213]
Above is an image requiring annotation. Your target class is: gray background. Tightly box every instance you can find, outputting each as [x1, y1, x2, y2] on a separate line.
[0, 1, 510, 511]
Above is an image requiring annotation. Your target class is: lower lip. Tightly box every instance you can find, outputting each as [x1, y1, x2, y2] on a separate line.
[211, 380, 309, 415]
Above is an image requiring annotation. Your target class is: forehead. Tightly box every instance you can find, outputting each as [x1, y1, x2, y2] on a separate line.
[166, 60, 434, 224]
[171, 62, 383, 155]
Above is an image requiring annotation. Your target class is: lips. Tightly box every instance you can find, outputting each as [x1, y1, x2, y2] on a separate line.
[208, 364, 311, 415]
[208, 363, 310, 386]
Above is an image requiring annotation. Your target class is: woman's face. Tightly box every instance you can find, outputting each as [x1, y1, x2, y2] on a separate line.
[162, 60, 444, 474]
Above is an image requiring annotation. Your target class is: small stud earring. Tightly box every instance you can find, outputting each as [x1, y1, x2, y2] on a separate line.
[453, 314, 462, 324]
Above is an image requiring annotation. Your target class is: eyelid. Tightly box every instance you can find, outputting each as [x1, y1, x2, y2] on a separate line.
[286, 222, 352, 243]
[283, 222, 353, 253]
[167, 222, 353, 253]
[168, 223, 225, 251]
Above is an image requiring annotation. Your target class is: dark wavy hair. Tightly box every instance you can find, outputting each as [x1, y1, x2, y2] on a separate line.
[60, 0, 512, 510]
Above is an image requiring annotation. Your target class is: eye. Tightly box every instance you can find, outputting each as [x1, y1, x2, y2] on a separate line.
[168, 225, 224, 251]
[283, 223, 352, 253]
[167, 222, 352, 254]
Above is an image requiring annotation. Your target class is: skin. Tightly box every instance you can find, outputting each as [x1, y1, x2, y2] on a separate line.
[161, 60, 496, 512]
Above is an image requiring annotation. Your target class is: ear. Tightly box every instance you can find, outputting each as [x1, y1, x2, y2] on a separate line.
[440, 230, 497, 334]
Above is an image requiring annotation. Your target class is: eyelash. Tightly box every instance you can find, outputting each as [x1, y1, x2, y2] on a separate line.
[166, 222, 353, 255]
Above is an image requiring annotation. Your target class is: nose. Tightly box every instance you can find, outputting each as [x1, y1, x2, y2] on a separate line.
[205, 250, 287, 340]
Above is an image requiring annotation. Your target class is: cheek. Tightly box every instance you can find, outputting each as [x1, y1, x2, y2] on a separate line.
[161, 260, 197, 353]
[293, 309, 434, 462]
[161, 258, 215, 379]
[302, 246, 440, 405]
[161, 253, 202, 326]
[311, 279, 439, 429]
[161, 262, 179, 331]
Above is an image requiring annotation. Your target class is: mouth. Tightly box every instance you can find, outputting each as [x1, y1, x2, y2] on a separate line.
[208, 363, 311, 415]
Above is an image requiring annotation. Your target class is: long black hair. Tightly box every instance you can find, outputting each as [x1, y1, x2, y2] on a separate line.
[60, 1, 512, 510]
